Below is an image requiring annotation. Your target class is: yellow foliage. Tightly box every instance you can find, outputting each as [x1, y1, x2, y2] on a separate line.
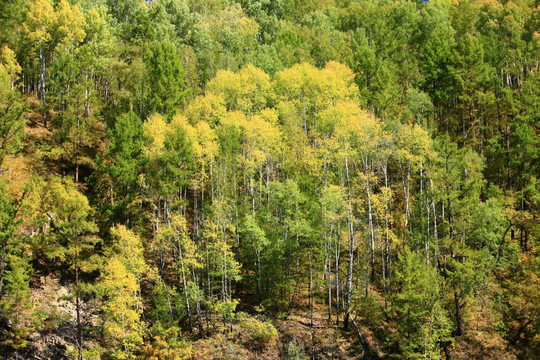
[259, 107, 279, 125]
[185, 92, 227, 126]
[23, 0, 55, 44]
[194, 121, 219, 161]
[102, 256, 144, 359]
[42, 177, 93, 232]
[0, 46, 21, 86]
[142, 335, 192, 360]
[274, 61, 359, 110]
[243, 113, 282, 174]
[395, 123, 434, 167]
[143, 113, 168, 160]
[173, 114, 219, 171]
[207, 64, 271, 114]
[111, 225, 148, 281]
[237, 313, 279, 349]
[54, 0, 86, 47]
[274, 62, 320, 103]
[0, 156, 32, 196]
[320, 61, 359, 103]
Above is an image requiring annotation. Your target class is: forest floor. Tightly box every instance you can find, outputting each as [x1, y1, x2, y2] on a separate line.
[191, 290, 371, 360]
[0, 271, 521, 360]
[1, 273, 367, 360]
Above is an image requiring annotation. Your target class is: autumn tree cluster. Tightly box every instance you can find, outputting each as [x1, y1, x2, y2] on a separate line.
[0, 0, 538, 359]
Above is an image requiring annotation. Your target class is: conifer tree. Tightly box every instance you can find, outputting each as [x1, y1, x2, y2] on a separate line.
[107, 110, 145, 224]
[144, 41, 187, 118]
[0, 65, 25, 167]
[42, 178, 99, 360]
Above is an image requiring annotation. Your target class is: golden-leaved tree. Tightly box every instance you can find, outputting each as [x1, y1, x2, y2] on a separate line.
[102, 225, 148, 359]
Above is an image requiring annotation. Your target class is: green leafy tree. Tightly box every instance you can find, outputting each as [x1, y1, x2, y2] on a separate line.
[0, 179, 37, 350]
[22, 0, 55, 127]
[106, 110, 145, 224]
[0, 65, 26, 167]
[0, 254, 36, 349]
[388, 247, 451, 359]
[41, 178, 99, 360]
[144, 41, 187, 117]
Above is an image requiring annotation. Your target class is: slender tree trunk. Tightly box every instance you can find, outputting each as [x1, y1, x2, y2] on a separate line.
[327, 221, 334, 325]
[75, 96, 80, 184]
[400, 161, 411, 247]
[344, 156, 354, 330]
[191, 269, 204, 337]
[0, 244, 6, 294]
[430, 174, 439, 269]
[119, 290, 128, 358]
[454, 289, 464, 336]
[426, 202, 430, 266]
[256, 249, 262, 295]
[383, 158, 391, 304]
[506, 123, 511, 190]
[335, 222, 340, 326]
[39, 46, 47, 128]
[309, 247, 314, 327]
[178, 238, 193, 332]
[193, 187, 199, 244]
[364, 156, 375, 286]
[84, 69, 89, 118]
[75, 256, 83, 360]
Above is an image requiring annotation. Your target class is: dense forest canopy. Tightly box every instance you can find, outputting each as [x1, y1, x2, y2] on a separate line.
[0, 0, 538, 359]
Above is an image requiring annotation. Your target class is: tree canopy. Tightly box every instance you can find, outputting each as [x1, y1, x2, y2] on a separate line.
[0, 0, 538, 358]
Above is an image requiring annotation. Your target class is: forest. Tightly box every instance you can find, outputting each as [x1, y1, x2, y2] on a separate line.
[0, 0, 538, 359]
